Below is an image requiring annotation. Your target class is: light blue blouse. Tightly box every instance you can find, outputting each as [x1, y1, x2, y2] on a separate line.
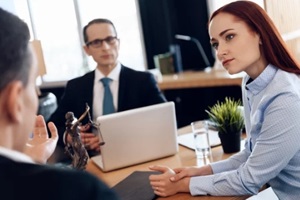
[189, 64, 300, 200]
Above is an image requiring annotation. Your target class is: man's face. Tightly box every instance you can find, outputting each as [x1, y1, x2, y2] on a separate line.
[84, 23, 120, 68]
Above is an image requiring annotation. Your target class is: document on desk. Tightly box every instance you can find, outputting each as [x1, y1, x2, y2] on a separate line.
[112, 171, 160, 200]
[246, 187, 278, 200]
[178, 130, 221, 149]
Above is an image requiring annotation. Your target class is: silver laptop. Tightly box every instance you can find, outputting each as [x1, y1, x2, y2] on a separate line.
[91, 102, 178, 172]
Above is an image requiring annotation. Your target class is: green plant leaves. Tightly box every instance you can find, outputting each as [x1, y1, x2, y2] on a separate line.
[205, 97, 244, 134]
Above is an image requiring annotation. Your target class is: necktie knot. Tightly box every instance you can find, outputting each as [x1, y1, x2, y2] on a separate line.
[100, 77, 112, 87]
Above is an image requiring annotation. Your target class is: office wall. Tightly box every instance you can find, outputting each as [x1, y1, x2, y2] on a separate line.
[138, 0, 215, 71]
[265, 0, 300, 63]
[0, 0, 15, 13]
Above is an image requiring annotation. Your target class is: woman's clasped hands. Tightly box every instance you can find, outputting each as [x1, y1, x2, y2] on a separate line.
[148, 165, 213, 197]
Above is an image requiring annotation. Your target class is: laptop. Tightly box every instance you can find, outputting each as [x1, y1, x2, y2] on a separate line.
[91, 102, 178, 172]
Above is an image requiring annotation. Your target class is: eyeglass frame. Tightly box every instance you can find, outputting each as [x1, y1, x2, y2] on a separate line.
[86, 36, 119, 48]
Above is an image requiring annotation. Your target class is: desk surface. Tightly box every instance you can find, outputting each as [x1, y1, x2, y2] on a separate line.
[86, 126, 250, 200]
[158, 69, 244, 90]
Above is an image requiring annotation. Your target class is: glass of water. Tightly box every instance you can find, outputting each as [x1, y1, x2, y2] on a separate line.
[191, 120, 212, 160]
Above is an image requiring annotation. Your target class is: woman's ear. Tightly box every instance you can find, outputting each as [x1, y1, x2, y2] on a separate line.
[2, 81, 24, 123]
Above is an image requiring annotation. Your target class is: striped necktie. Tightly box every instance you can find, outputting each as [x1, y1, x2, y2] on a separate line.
[100, 77, 115, 115]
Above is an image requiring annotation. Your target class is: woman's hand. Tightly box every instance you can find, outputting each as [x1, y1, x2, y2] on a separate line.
[24, 115, 58, 164]
[149, 165, 190, 197]
[170, 165, 213, 182]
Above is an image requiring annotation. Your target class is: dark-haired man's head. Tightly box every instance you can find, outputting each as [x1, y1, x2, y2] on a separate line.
[0, 8, 39, 151]
[83, 18, 120, 74]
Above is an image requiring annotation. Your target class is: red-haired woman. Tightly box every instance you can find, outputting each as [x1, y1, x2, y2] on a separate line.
[149, 1, 300, 199]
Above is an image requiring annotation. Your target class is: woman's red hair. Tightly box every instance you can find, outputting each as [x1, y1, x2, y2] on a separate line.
[210, 1, 300, 74]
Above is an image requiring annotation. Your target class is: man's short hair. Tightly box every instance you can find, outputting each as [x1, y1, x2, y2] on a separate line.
[0, 8, 31, 91]
[83, 18, 117, 44]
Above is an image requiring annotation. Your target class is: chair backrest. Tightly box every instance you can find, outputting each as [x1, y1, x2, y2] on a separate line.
[38, 92, 57, 122]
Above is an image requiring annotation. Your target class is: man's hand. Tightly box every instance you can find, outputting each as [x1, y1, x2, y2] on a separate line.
[24, 115, 58, 164]
[79, 125, 101, 153]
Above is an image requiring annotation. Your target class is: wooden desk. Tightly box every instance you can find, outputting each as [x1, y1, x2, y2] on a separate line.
[86, 126, 250, 200]
[158, 69, 244, 90]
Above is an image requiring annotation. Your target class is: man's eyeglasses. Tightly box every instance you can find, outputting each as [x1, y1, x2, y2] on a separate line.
[86, 36, 118, 48]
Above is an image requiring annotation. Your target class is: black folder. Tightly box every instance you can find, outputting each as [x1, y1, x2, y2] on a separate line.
[112, 171, 161, 200]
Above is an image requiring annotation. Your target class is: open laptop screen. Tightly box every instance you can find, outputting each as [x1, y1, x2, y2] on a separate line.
[92, 102, 178, 172]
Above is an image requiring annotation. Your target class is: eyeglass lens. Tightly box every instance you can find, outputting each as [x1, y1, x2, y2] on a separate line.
[87, 36, 117, 47]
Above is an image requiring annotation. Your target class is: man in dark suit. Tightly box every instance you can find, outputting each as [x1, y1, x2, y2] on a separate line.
[49, 18, 166, 159]
[0, 8, 119, 200]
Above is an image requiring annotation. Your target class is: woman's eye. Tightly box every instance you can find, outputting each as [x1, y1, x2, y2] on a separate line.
[225, 34, 234, 41]
[211, 42, 218, 50]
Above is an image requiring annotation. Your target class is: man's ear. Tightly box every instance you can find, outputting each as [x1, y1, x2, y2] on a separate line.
[2, 81, 24, 123]
[83, 45, 91, 56]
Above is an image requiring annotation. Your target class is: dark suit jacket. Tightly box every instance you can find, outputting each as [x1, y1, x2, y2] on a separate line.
[49, 65, 166, 148]
[0, 155, 119, 200]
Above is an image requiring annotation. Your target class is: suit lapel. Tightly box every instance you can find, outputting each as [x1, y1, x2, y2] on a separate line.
[81, 71, 95, 122]
[118, 65, 128, 111]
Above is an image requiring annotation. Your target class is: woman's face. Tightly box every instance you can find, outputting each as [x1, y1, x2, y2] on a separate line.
[209, 12, 267, 78]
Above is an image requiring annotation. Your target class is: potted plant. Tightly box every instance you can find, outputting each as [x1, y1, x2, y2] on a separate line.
[205, 97, 244, 153]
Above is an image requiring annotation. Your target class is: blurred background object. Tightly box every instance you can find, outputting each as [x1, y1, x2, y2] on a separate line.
[31, 40, 58, 121]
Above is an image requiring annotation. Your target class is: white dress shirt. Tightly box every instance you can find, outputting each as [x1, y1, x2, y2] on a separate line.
[93, 63, 121, 121]
[0, 146, 34, 163]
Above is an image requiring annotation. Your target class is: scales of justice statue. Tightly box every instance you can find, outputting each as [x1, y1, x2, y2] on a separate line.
[64, 103, 105, 170]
